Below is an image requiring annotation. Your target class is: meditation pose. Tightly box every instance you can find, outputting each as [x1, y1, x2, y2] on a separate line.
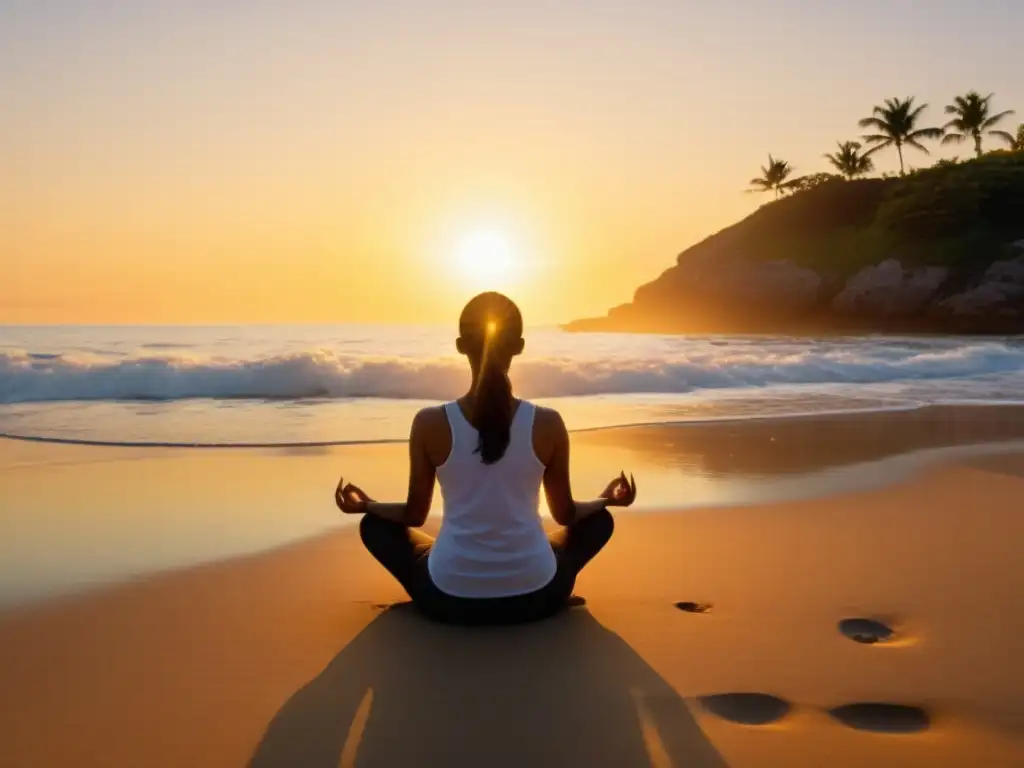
[335, 292, 636, 624]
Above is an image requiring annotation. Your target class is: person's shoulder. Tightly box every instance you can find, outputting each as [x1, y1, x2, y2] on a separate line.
[529, 404, 568, 462]
[531, 404, 567, 432]
[411, 404, 449, 434]
[531, 403, 560, 420]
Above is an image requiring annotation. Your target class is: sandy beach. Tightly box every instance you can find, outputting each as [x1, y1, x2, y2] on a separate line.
[2, 426, 1023, 766]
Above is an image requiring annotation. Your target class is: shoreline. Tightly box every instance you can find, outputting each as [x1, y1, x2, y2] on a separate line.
[4, 400, 1024, 450]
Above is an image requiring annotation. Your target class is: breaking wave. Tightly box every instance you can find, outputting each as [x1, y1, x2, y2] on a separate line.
[3, 341, 1024, 404]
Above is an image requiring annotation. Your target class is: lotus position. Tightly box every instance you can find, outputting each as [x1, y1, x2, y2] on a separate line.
[335, 292, 636, 625]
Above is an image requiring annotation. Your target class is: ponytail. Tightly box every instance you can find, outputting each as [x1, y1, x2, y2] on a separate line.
[471, 354, 514, 465]
[457, 291, 524, 465]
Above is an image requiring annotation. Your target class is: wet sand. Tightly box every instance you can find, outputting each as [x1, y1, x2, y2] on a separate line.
[5, 404, 1024, 607]
[2, 409, 1024, 766]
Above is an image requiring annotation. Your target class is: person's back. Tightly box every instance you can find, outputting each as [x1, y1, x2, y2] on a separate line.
[430, 400, 556, 598]
[334, 291, 637, 625]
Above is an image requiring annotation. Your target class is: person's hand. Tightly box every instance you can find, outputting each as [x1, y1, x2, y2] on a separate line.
[600, 471, 637, 508]
[335, 476, 374, 514]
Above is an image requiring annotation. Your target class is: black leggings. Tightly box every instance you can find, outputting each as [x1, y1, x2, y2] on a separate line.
[359, 510, 614, 626]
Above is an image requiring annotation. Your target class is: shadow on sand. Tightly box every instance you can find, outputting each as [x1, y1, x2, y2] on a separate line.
[250, 605, 727, 767]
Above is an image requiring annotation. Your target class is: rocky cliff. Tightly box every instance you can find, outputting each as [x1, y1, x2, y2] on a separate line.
[566, 152, 1024, 335]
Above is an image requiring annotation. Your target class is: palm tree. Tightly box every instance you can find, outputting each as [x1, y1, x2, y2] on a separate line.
[941, 91, 1015, 157]
[748, 155, 794, 198]
[859, 97, 942, 175]
[824, 141, 876, 179]
[1008, 123, 1024, 152]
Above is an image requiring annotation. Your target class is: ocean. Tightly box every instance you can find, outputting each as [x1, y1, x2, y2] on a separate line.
[4, 325, 1024, 447]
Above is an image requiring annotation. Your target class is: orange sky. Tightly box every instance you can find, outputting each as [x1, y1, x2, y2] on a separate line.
[2, 2, 1021, 325]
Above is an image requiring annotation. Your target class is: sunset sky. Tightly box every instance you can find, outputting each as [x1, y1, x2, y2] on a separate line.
[3, 1, 1022, 325]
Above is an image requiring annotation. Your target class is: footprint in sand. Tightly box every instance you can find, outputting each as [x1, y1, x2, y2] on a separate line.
[828, 703, 931, 733]
[837, 617, 895, 645]
[697, 693, 791, 725]
[675, 601, 712, 614]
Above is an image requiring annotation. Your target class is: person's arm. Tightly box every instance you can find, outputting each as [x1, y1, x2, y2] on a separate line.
[540, 410, 637, 526]
[335, 409, 437, 527]
[369, 408, 436, 526]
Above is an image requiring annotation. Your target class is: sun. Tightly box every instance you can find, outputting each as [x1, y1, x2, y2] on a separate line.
[454, 229, 518, 289]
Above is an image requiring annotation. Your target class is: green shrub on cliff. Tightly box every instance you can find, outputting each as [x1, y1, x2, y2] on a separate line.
[786, 173, 844, 194]
[877, 151, 1024, 241]
[702, 152, 1024, 275]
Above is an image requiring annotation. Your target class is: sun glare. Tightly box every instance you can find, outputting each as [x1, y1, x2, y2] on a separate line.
[454, 230, 519, 290]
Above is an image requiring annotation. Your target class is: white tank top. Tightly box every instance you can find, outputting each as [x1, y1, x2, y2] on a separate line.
[429, 400, 557, 598]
